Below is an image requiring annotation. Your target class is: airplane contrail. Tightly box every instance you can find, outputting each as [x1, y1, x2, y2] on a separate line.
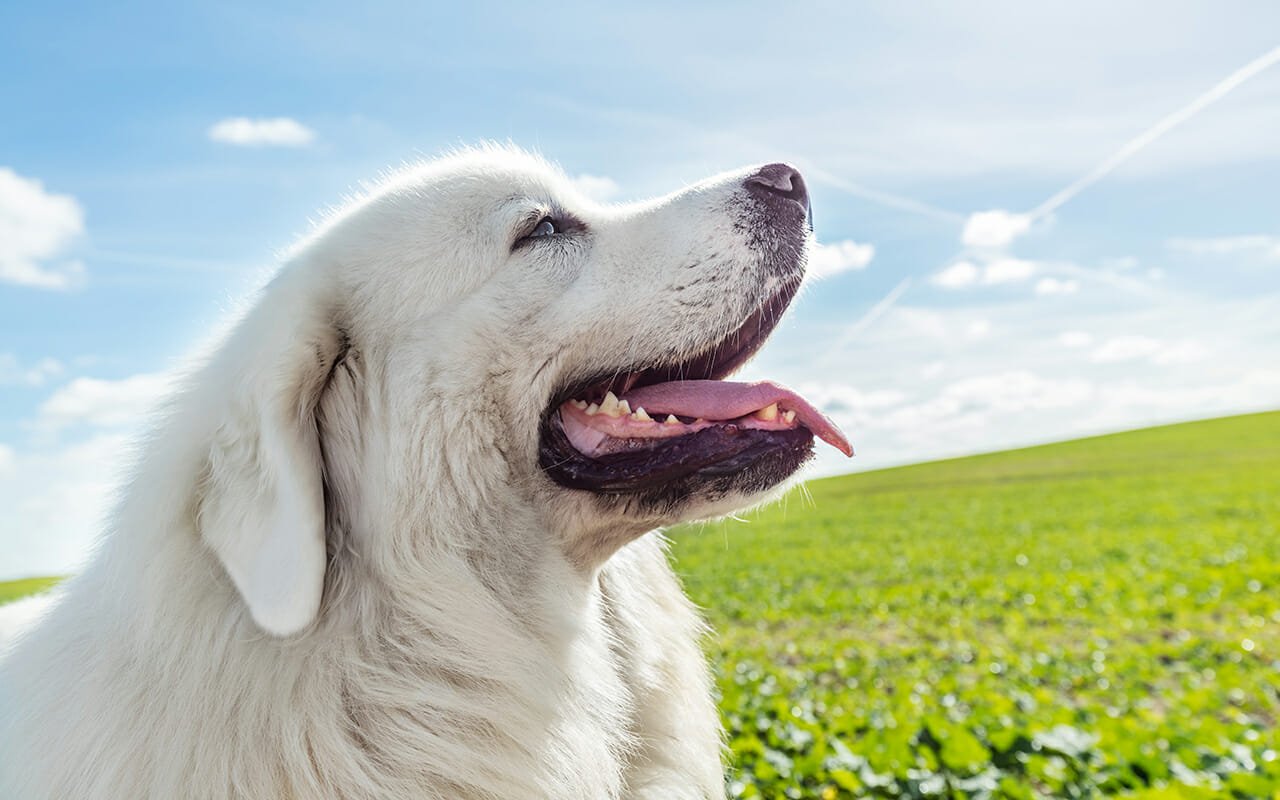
[804, 165, 966, 224]
[1027, 44, 1280, 222]
[837, 277, 914, 347]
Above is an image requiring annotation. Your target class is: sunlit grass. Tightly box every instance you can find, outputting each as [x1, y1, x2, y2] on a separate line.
[671, 411, 1280, 798]
[0, 575, 63, 606]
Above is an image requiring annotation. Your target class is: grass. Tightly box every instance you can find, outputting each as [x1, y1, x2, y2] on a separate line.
[0, 575, 62, 606]
[669, 411, 1280, 798]
[2, 412, 1277, 796]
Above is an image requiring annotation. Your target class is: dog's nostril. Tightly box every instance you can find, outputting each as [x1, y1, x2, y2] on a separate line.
[745, 163, 809, 207]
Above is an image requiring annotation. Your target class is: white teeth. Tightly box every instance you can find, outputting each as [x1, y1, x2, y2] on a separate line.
[665, 415, 680, 425]
[755, 403, 779, 421]
[618, 399, 632, 415]
[599, 391, 623, 417]
[632, 407, 651, 421]
[570, 399, 588, 410]
[783, 410, 796, 424]
[585, 402, 600, 416]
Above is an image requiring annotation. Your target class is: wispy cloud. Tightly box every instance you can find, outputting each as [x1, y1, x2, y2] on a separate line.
[36, 373, 173, 433]
[804, 165, 964, 224]
[0, 431, 135, 577]
[0, 168, 86, 290]
[208, 117, 316, 147]
[931, 261, 979, 289]
[570, 174, 620, 202]
[932, 258, 1037, 289]
[1057, 331, 1094, 348]
[1089, 335, 1209, 366]
[1167, 234, 1280, 260]
[1089, 335, 1164, 364]
[0, 355, 63, 387]
[961, 209, 1032, 249]
[984, 258, 1037, 284]
[1035, 277, 1080, 296]
[808, 239, 874, 279]
[2, 370, 175, 578]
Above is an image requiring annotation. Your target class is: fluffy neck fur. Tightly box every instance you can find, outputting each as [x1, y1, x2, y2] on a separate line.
[5, 390, 640, 799]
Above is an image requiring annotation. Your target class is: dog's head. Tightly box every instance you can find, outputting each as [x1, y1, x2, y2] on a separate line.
[193, 146, 850, 635]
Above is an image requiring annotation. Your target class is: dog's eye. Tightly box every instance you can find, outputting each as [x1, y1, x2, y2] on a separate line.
[529, 217, 558, 238]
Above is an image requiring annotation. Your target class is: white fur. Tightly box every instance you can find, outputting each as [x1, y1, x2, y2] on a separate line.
[0, 593, 59, 646]
[0, 146, 806, 799]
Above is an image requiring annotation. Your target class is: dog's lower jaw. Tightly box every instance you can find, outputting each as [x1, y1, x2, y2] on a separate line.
[557, 516, 663, 574]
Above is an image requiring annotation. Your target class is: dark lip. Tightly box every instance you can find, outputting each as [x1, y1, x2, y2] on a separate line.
[544, 276, 804, 412]
[540, 422, 813, 494]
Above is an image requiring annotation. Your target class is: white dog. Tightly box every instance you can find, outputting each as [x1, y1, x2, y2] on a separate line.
[0, 146, 850, 799]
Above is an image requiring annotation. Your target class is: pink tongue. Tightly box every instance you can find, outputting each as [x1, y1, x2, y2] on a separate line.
[623, 380, 853, 457]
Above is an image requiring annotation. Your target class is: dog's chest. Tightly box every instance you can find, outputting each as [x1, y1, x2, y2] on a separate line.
[527, 585, 638, 796]
[346, 588, 638, 798]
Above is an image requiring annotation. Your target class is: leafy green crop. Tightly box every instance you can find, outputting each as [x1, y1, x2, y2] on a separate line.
[0, 575, 61, 606]
[670, 411, 1280, 799]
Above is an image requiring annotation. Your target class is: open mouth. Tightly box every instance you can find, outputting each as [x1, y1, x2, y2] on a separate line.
[538, 279, 852, 494]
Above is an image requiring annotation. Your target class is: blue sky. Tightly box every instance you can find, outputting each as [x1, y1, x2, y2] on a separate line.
[2, 1, 1279, 578]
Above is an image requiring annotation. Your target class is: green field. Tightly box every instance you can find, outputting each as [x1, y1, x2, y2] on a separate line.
[3, 412, 1277, 797]
[0, 575, 61, 606]
[670, 411, 1280, 798]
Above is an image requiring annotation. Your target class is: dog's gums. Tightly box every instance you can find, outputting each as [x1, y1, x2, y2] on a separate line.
[557, 381, 851, 458]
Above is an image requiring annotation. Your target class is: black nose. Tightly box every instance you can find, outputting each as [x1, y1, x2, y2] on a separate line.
[745, 163, 812, 228]
[746, 163, 807, 203]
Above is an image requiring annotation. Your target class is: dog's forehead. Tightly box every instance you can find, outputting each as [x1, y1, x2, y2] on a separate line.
[395, 148, 571, 208]
[292, 147, 577, 265]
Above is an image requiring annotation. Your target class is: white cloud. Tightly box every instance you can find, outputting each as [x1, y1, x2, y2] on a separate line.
[1057, 331, 1094, 348]
[0, 431, 135, 578]
[1151, 341, 1210, 365]
[749, 261, 1280, 480]
[37, 373, 173, 433]
[1090, 335, 1165, 363]
[1101, 257, 1140, 271]
[1167, 235, 1280, 260]
[1088, 336, 1207, 365]
[0, 168, 86, 290]
[875, 371, 1095, 441]
[932, 260, 980, 288]
[961, 209, 1032, 249]
[919, 361, 946, 379]
[0, 355, 63, 387]
[934, 258, 1037, 289]
[1035, 277, 1080, 295]
[208, 117, 316, 147]
[0, 371, 173, 579]
[808, 239, 875, 279]
[1073, 368, 1280, 432]
[570, 173, 620, 202]
[795, 383, 908, 417]
[983, 258, 1036, 284]
[0, 371, 174, 576]
[965, 319, 992, 339]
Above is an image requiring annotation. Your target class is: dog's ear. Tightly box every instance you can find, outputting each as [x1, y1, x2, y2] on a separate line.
[196, 281, 346, 637]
